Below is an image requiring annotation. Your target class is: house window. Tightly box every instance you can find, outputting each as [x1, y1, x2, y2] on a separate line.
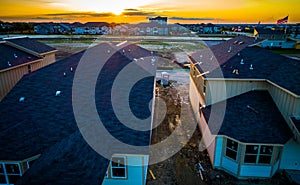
[0, 164, 6, 184]
[244, 145, 259, 163]
[258, 146, 273, 164]
[110, 156, 127, 179]
[244, 145, 273, 164]
[225, 139, 238, 160]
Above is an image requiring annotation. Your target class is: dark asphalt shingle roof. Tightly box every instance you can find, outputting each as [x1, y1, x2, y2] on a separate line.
[255, 28, 285, 35]
[190, 36, 300, 95]
[0, 43, 40, 70]
[202, 90, 293, 144]
[0, 42, 155, 184]
[4, 37, 56, 55]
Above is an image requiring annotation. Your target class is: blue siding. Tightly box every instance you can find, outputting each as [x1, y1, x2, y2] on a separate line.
[214, 137, 223, 167]
[222, 157, 239, 175]
[240, 165, 272, 177]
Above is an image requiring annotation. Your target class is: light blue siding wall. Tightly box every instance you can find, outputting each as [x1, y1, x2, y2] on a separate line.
[280, 139, 300, 170]
[239, 165, 272, 177]
[102, 155, 148, 185]
[214, 137, 223, 167]
[222, 157, 239, 175]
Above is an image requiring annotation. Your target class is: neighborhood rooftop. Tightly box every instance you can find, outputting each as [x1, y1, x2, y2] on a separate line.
[202, 90, 293, 144]
[0, 43, 40, 70]
[0, 42, 155, 184]
[3, 37, 57, 55]
[189, 36, 300, 95]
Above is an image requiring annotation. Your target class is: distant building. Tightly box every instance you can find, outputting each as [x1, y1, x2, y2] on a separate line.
[0, 42, 156, 185]
[0, 37, 57, 100]
[149, 16, 168, 25]
[73, 22, 110, 35]
[189, 36, 300, 179]
[254, 28, 295, 48]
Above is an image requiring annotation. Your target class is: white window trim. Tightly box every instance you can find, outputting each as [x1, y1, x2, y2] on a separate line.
[110, 156, 127, 179]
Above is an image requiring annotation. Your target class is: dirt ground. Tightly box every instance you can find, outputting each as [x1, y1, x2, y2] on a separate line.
[147, 82, 292, 185]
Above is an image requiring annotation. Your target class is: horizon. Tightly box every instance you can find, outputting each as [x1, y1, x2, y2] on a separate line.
[0, 0, 299, 24]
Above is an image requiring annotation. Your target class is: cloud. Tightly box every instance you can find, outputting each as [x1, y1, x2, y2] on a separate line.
[122, 9, 156, 16]
[169, 17, 215, 21]
[45, 12, 115, 17]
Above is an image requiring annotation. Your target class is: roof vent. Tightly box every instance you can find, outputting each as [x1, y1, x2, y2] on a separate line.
[249, 64, 253, 70]
[55, 91, 61, 96]
[228, 46, 232, 53]
[237, 52, 240, 56]
[133, 58, 138, 62]
[19, 97, 25, 102]
[238, 41, 244, 45]
[122, 49, 125, 54]
[234, 40, 238, 44]
[240, 59, 244, 65]
[140, 57, 144, 60]
[247, 105, 259, 114]
[27, 56, 31, 59]
[210, 56, 213, 60]
[7, 61, 11, 66]
[70, 67, 73, 72]
[107, 50, 110, 53]
[63, 72, 67, 77]
[14, 53, 18, 58]
[232, 69, 239, 75]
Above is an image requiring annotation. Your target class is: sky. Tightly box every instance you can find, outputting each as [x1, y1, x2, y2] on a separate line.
[0, 0, 299, 24]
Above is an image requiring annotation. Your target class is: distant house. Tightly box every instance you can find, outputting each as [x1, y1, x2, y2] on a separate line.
[34, 23, 72, 34]
[254, 28, 295, 48]
[189, 36, 300, 179]
[0, 42, 156, 185]
[73, 22, 110, 35]
[203, 23, 220, 34]
[0, 37, 57, 100]
[149, 16, 168, 25]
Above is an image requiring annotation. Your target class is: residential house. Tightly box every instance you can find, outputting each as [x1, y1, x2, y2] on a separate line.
[188, 36, 300, 179]
[149, 16, 168, 25]
[254, 28, 295, 48]
[0, 37, 57, 100]
[203, 23, 221, 34]
[0, 42, 156, 185]
[73, 22, 110, 35]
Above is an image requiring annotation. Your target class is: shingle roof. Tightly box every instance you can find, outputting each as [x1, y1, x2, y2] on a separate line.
[189, 36, 300, 95]
[255, 28, 285, 35]
[4, 37, 56, 55]
[202, 90, 293, 144]
[0, 42, 155, 184]
[0, 43, 40, 71]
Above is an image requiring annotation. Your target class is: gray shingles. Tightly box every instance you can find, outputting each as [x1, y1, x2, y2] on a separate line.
[202, 90, 293, 144]
[0, 43, 40, 70]
[0, 43, 155, 184]
[5, 37, 56, 54]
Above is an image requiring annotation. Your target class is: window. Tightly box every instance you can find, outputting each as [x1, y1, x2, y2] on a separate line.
[110, 157, 127, 179]
[0, 164, 6, 184]
[258, 146, 273, 164]
[244, 145, 259, 163]
[225, 139, 238, 160]
[244, 145, 273, 164]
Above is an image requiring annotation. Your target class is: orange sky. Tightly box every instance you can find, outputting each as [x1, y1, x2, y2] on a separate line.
[0, 0, 299, 24]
